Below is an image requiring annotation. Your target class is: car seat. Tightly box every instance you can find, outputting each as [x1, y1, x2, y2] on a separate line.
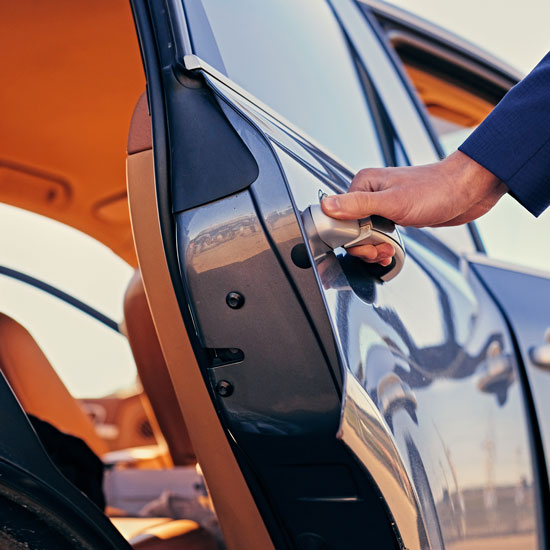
[0, 313, 217, 549]
[123, 269, 196, 466]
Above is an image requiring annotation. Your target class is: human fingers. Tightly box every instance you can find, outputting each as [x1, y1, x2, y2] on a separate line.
[347, 242, 395, 264]
[348, 168, 388, 193]
[321, 190, 398, 221]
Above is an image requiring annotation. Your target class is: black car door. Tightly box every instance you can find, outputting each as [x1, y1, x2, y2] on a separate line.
[131, 1, 544, 549]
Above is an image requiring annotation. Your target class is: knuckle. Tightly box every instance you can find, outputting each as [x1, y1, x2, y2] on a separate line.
[351, 168, 382, 192]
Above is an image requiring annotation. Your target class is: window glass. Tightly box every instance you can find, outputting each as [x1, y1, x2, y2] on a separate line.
[186, 0, 384, 171]
[0, 275, 137, 398]
[0, 203, 137, 397]
[0, 204, 133, 320]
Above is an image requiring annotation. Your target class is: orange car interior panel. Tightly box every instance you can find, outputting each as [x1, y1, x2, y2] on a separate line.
[0, 0, 144, 265]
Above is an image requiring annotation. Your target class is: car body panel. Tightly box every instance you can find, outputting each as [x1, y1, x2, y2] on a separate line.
[171, 40, 542, 549]
[471, 259, 550, 488]
[131, 0, 546, 547]
[173, 85, 401, 548]
[266, 95, 539, 550]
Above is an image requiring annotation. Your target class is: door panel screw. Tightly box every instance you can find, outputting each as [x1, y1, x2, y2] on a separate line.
[226, 291, 244, 309]
[216, 380, 234, 397]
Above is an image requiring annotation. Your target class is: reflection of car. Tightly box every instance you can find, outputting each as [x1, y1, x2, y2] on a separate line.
[1, 1, 549, 549]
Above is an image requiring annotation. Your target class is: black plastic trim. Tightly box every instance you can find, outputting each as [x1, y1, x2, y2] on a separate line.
[164, 0, 193, 61]
[468, 220, 487, 253]
[164, 69, 259, 213]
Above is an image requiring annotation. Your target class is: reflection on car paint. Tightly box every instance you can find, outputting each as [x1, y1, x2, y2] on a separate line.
[269, 127, 538, 547]
[200, 75, 540, 548]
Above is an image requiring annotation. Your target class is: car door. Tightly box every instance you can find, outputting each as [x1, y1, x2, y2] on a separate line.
[130, 1, 544, 549]
[363, 0, 550, 542]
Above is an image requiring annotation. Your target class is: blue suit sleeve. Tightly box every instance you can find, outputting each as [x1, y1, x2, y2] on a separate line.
[458, 52, 550, 216]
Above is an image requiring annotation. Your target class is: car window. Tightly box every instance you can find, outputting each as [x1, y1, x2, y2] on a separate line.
[185, 0, 384, 172]
[0, 204, 133, 320]
[399, 64, 495, 155]
[0, 204, 137, 397]
[0, 274, 137, 399]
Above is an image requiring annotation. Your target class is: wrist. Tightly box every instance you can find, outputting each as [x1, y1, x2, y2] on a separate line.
[445, 150, 506, 201]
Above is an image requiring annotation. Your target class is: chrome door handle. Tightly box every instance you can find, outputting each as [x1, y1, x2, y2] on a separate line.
[302, 193, 405, 282]
[530, 329, 550, 370]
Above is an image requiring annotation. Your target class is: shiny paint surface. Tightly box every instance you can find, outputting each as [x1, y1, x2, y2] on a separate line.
[471, 261, 550, 488]
[175, 93, 402, 548]
[199, 72, 540, 548]
[278, 138, 539, 550]
[173, 0, 543, 548]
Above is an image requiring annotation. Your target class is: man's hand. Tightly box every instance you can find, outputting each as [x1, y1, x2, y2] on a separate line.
[321, 151, 508, 264]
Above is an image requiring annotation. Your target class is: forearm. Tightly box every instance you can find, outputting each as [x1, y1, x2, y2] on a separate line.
[459, 51, 550, 216]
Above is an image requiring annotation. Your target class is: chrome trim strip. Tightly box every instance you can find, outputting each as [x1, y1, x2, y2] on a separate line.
[184, 54, 356, 174]
[466, 252, 550, 279]
[338, 373, 428, 550]
[297, 497, 362, 503]
[330, 0, 439, 166]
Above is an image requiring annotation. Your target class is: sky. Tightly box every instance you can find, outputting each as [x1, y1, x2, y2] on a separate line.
[389, 0, 550, 74]
[0, 204, 136, 398]
[1, 1, 549, 398]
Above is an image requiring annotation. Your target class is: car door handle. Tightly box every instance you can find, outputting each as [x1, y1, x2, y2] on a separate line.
[302, 194, 405, 282]
[530, 329, 550, 370]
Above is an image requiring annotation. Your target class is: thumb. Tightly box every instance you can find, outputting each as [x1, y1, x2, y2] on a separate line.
[321, 191, 391, 220]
